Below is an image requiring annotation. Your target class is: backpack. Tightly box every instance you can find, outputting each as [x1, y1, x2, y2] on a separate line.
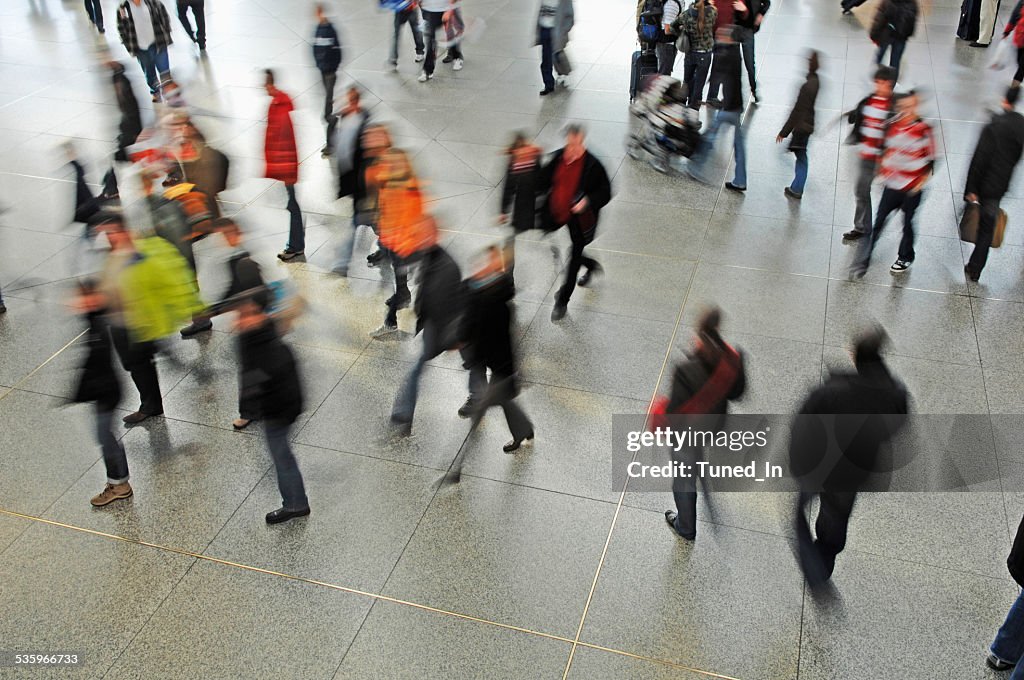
[637, 0, 665, 42]
[890, 1, 916, 39]
[164, 183, 214, 241]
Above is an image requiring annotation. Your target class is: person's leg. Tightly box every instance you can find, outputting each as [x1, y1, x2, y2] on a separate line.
[792, 148, 809, 194]
[264, 422, 310, 511]
[540, 26, 555, 91]
[852, 157, 876, 234]
[285, 183, 304, 252]
[897, 190, 921, 262]
[670, 447, 699, 539]
[390, 10, 404, 64]
[193, 0, 206, 48]
[729, 111, 747, 187]
[794, 491, 830, 584]
[322, 71, 337, 148]
[967, 198, 999, 276]
[555, 228, 586, 308]
[853, 185, 898, 274]
[333, 214, 359, 274]
[136, 46, 158, 95]
[889, 39, 906, 80]
[410, 8, 425, 56]
[741, 30, 757, 97]
[1014, 47, 1024, 84]
[391, 326, 440, 423]
[875, 41, 889, 65]
[153, 48, 170, 88]
[706, 49, 722, 101]
[96, 407, 129, 483]
[813, 491, 857, 579]
[177, 0, 196, 41]
[991, 590, 1024, 668]
[683, 51, 699, 108]
[656, 42, 677, 76]
[689, 108, 722, 177]
[423, 10, 440, 75]
[448, 7, 464, 60]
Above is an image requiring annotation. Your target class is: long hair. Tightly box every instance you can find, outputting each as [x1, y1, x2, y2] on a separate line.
[696, 0, 706, 35]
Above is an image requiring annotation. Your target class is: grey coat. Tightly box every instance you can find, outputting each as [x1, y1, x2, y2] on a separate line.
[535, 0, 574, 51]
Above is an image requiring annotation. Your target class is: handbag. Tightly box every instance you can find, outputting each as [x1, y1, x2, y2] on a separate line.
[959, 201, 1008, 248]
[554, 49, 572, 76]
[675, 31, 690, 53]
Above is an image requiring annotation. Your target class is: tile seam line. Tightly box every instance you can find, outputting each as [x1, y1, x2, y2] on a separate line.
[0, 507, 739, 680]
[0, 329, 86, 403]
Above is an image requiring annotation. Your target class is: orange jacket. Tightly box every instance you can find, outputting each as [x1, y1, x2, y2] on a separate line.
[378, 178, 427, 257]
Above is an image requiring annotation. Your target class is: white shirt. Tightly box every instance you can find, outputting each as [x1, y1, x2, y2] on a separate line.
[662, 0, 681, 32]
[539, 0, 557, 28]
[420, 0, 455, 12]
[129, 0, 156, 49]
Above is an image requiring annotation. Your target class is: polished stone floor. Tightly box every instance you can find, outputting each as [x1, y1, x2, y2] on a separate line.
[1, 0, 1023, 677]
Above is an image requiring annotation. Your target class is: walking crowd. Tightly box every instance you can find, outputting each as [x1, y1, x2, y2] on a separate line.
[5, 0, 1024, 673]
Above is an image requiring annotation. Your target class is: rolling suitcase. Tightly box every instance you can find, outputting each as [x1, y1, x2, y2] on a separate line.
[630, 48, 658, 102]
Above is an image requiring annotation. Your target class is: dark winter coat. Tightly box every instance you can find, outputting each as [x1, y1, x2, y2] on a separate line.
[711, 42, 743, 112]
[414, 245, 465, 349]
[238, 320, 303, 425]
[313, 20, 342, 73]
[666, 346, 747, 416]
[789, 360, 909, 493]
[779, 72, 819, 151]
[209, 250, 266, 315]
[459, 272, 516, 378]
[965, 108, 1024, 200]
[264, 90, 299, 185]
[871, 0, 918, 43]
[1009, 513, 1024, 587]
[112, 68, 142, 154]
[501, 158, 541, 233]
[537, 148, 612, 238]
[73, 310, 122, 411]
[147, 195, 195, 271]
[735, 0, 771, 32]
[337, 110, 371, 200]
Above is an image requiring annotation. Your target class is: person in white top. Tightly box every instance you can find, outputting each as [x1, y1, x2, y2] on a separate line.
[418, 0, 463, 81]
[535, 0, 574, 95]
[116, 0, 174, 101]
[657, 0, 683, 75]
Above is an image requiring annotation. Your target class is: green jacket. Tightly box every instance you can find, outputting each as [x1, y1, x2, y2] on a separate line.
[120, 236, 205, 342]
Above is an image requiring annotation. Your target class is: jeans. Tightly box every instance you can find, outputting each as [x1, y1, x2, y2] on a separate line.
[875, 39, 906, 80]
[392, 323, 443, 424]
[265, 421, 309, 511]
[656, 41, 677, 76]
[739, 29, 757, 94]
[539, 26, 555, 91]
[966, 198, 1001, 275]
[421, 9, 459, 75]
[683, 50, 712, 110]
[992, 590, 1024, 676]
[853, 157, 878, 234]
[84, 0, 103, 29]
[110, 326, 163, 415]
[136, 44, 169, 95]
[285, 184, 304, 252]
[333, 214, 361, 274]
[692, 109, 746, 188]
[321, 71, 338, 146]
[555, 222, 599, 307]
[795, 491, 858, 584]
[391, 7, 425, 63]
[96, 407, 129, 484]
[855, 187, 921, 271]
[176, 0, 205, 47]
[792, 148, 809, 194]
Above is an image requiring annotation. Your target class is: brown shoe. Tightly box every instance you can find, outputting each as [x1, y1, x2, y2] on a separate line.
[91, 482, 133, 507]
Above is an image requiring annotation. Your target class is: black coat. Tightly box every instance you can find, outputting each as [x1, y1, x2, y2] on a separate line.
[414, 245, 465, 348]
[789, 360, 909, 492]
[871, 0, 918, 43]
[73, 311, 122, 411]
[711, 43, 743, 112]
[1009, 513, 1024, 587]
[537, 148, 612, 236]
[238, 321, 303, 425]
[501, 159, 541, 233]
[313, 21, 342, 73]
[460, 273, 516, 378]
[780, 72, 819, 150]
[965, 109, 1024, 200]
[666, 349, 747, 416]
[112, 69, 142, 146]
[210, 250, 266, 315]
[735, 0, 771, 32]
[337, 111, 370, 200]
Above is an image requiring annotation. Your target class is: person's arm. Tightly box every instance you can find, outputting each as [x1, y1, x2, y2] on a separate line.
[1006, 0, 1023, 37]
[583, 155, 612, 212]
[778, 80, 811, 141]
[964, 124, 994, 200]
[500, 161, 515, 217]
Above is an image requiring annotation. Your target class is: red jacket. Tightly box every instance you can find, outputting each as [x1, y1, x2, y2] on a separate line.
[264, 90, 298, 184]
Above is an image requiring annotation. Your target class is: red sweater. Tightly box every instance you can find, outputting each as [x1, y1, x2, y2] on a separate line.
[550, 154, 584, 226]
[264, 90, 298, 185]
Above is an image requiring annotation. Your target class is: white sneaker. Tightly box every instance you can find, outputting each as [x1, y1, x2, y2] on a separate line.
[417, 71, 430, 82]
[453, 58, 463, 71]
[414, 52, 425, 63]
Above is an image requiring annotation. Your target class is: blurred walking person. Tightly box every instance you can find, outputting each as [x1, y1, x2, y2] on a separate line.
[964, 85, 1024, 281]
[85, 0, 105, 32]
[1002, 0, 1024, 86]
[538, 124, 612, 322]
[235, 293, 311, 524]
[986, 513, 1024, 674]
[843, 66, 896, 242]
[313, 3, 343, 155]
[176, 0, 205, 50]
[332, 86, 371, 277]
[536, 0, 573, 95]
[870, 0, 918, 82]
[263, 70, 304, 262]
[656, 308, 746, 540]
[790, 327, 908, 587]
[679, 0, 717, 111]
[116, 0, 174, 102]
[776, 50, 820, 200]
[419, 0, 462, 81]
[72, 281, 132, 507]
[851, 90, 936, 276]
[656, 0, 683, 75]
[100, 61, 143, 201]
[689, 27, 747, 191]
[734, 0, 771, 103]
[499, 133, 543, 237]
[386, 0, 426, 70]
[460, 245, 535, 452]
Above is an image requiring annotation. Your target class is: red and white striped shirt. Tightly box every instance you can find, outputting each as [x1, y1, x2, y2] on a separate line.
[858, 95, 892, 161]
[880, 117, 936, 192]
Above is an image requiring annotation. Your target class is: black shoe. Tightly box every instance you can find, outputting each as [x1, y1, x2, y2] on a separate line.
[457, 397, 475, 419]
[321, 146, 331, 158]
[385, 291, 412, 309]
[577, 263, 602, 287]
[0, 303, 6, 314]
[265, 507, 310, 524]
[969, 41, 990, 48]
[784, 187, 803, 200]
[751, 89, 760, 104]
[664, 510, 695, 540]
[98, 26, 105, 33]
[442, 54, 455, 64]
[366, 250, 385, 267]
[278, 249, 304, 261]
[540, 87, 554, 96]
[551, 305, 567, 322]
[179, 319, 213, 338]
[725, 182, 746, 192]
[842, 8, 852, 14]
[123, 409, 163, 425]
[987, 654, 1015, 671]
[503, 432, 534, 453]
[705, 96, 722, 108]
[842, 229, 867, 241]
[965, 265, 981, 282]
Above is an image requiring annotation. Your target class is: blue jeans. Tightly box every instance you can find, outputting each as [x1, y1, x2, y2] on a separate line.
[96, 407, 129, 484]
[136, 44, 169, 95]
[683, 50, 712, 110]
[875, 39, 906, 80]
[792, 149, 808, 194]
[391, 323, 442, 424]
[265, 421, 309, 511]
[285, 184, 304, 252]
[539, 26, 554, 91]
[854, 187, 921, 272]
[390, 7, 424, 63]
[691, 109, 746, 188]
[992, 590, 1024, 678]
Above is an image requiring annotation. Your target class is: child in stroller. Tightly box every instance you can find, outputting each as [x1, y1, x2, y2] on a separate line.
[627, 75, 701, 173]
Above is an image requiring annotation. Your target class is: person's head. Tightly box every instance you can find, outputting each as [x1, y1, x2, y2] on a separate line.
[263, 69, 277, 95]
[873, 65, 897, 97]
[315, 2, 327, 22]
[563, 123, 586, 162]
[807, 49, 820, 76]
[895, 90, 918, 118]
[234, 294, 269, 331]
[852, 325, 887, 371]
[363, 123, 392, 156]
[214, 217, 243, 248]
[693, 307, 725, 364]
[346, 85, 361, 108]
[95, 215, 131, 250]
[1004, 85, 1021, 111]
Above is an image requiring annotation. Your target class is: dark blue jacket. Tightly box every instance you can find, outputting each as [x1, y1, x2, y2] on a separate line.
[313, 21, 342, 73]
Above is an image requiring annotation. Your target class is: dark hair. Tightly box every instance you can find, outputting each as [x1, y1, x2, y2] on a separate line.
[853, 326, 887, 368]
[696, 0, 706, 35]
[564, 122, 585, 138]
[508, 131, 529, 153]
[1007, 85, 1021, 107]
[264, 69, 275, 86]
[873, 65, 897, 83]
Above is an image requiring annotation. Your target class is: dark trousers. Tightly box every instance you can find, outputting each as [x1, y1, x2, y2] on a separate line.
[265, 421, 309, 511]
[656, 41, 677, 76]
[740, 28, 757, 94]
[875, 39, 906, 81]
[285, 183, 304, 252]
[1015, 46, 1024, 83]
[321, 71, 338, 147]
[683, 50, 712, 110]
[795, 490, 857, 584]
[384, 248, 410, 327]
[110, 326, 163, 415]
[670, 447, 700, 539]
[391, 7, 425, 63]
[96, 407, 129, 483]
[967, 197, 1001, 275]
[176, 0, 206, 47]
[539, 26, 555, 91]
[856, 186, 921, 270]
[392, 323, 443, 424]
[422, 10, 460, 75]
[555, 223, 598, 307]
[468, 372, 533, 443]
[84, 0, 103, 29]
